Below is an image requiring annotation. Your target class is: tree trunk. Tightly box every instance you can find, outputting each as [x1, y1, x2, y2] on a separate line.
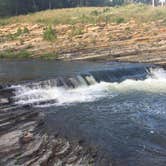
[152, 0, 155, 7]
[49, 0, 52, 9]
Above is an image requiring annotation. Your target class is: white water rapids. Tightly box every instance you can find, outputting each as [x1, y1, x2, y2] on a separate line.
[13, 68, 166, 107]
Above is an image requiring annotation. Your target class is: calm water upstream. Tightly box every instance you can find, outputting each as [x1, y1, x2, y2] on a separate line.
[1, 59, 166, 166]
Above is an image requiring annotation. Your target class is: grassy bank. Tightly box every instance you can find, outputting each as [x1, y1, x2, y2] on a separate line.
[0, 4, 166, 63]
[0, 49, 59, 59]
[0, 4, 166, 26]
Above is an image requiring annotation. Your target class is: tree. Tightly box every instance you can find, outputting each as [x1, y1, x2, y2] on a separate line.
[1, 0, 161, 17]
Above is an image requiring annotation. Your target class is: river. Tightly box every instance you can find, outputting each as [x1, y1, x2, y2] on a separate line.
[0, 59, 166, 166]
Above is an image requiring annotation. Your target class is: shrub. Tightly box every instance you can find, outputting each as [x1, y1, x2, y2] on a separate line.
[114, 17, 125, 24]
[70, 26, 84, 36]
[103, 8, 111, 13]
[16, 27, 22, 36]
[6, 27, 29, 41]
[0, 49, 31, 58]
[43, 26, 57, 41]
[23, 27, 29, 33]
[90, 10, 100, 16]
[7, 28, 22, 40]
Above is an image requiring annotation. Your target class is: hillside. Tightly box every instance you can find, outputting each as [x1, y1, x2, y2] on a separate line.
[0, 4, 166, 65]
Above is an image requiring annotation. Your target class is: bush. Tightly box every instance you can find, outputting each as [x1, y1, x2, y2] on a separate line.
[7, 28, 22, 40]
[0, 49, 31, 58]
[114, 17, 125, 24]
[90, 10, 100, 16]
[70, 26, 84, 36]
[43, 26, 57, 41]
[16, 27, 22, 36]
[23, 27, 29, 33]
[6, 27, 29, 41]
[103, 8, 111, 13]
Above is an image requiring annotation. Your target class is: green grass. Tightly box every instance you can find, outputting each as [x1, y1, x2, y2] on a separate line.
[0, 49, 60, 59]
[0, 49, 31, 59]
[1, 27, 30, 42]
[70, 26, 84, 36]
[0, 4, 165, 26]
[40, 52, 59, 59]
[23, 27, 30, 33]
[43, 26, 57, 41]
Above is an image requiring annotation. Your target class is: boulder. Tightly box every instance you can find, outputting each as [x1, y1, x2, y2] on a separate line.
[0, 98, 9, 105]
[21, 131, 33, 144]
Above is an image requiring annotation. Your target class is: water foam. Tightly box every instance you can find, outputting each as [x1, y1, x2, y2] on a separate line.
[13, 68, 166, 107]
[13, 82, 111, 106]
[107, 68, 166, 93]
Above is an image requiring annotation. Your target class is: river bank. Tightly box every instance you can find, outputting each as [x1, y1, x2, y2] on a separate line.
[0, 5, 166, 65]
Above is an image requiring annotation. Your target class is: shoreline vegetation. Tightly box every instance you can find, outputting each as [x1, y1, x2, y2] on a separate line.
[0, 4, 166, 64]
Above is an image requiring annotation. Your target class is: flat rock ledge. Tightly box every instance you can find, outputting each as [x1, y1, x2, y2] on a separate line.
[0, 89, 111, 166]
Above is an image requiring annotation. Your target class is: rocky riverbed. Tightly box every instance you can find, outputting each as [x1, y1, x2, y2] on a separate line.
[0, 87, 100, 166]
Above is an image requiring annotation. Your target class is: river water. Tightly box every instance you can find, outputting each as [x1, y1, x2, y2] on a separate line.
[1, 60, 166, 166]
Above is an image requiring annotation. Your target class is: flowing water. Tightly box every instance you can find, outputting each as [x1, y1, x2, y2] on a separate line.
[1, 60, 166, 165]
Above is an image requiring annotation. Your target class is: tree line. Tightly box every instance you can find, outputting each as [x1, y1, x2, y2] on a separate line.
[0, 0, 155, 17]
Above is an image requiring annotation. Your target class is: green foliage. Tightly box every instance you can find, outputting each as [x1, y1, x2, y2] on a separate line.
[103, 8, 111, 13]
[40, 52, 59, 59]
[0, 0, 112, 17]
[114, 17, 125, 24]
[5, 27, 22, 41]
[43, 26, 57, 41]
[16, 27, 22, 36]
[70, 26, 84, 36]
[90, 10, 101, 16]
[0, 49, 31, 58]
[79, 14, 97, 25]
[23, 27, 29, 33]
[104, 15, 111, 24]
[1, 4, 166, 26]
[0, 3, 165, 32]
[5, 27, 29, 41]
[0, 49, 58, 59]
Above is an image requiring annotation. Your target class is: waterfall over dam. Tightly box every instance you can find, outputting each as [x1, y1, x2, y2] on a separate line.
[3, 64, 165, 107]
